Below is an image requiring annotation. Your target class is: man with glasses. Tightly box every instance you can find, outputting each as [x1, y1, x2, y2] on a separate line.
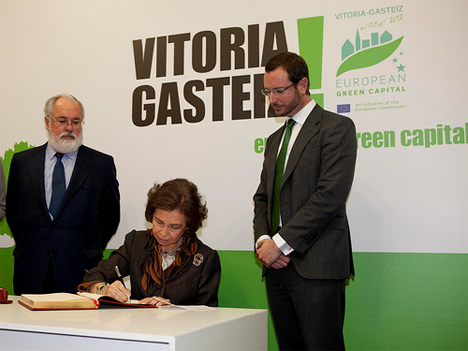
[6, 94, 120, 295]
[254, 52, 357, 350]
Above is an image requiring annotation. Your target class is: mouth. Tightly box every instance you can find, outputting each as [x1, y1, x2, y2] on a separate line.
[270, 103, 282, 110]
[157, 237, 169, 245]
[60, 133, 76, 140]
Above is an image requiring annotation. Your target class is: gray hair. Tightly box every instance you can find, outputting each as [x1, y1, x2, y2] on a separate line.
[44, 94, 85, 120]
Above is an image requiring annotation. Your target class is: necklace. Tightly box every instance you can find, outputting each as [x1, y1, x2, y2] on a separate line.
[160, 239, 183, 270]
[161, 246, 181, 258]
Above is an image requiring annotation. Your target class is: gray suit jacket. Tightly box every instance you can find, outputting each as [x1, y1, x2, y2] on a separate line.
[254, 104, 357, 279]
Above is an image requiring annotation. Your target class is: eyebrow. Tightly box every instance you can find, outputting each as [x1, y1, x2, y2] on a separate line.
[153, 216, 184, 227]
[56, 117, 82, 120]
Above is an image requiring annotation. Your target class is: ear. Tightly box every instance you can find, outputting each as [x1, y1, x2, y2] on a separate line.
[45, 116, 50, 131]
[297, 77, 308, 94]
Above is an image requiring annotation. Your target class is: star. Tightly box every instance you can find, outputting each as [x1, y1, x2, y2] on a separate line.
[392, 57, 398, 63]
[397, 64, 406, 72]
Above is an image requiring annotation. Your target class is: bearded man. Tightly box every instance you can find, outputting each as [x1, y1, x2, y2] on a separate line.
[6, 94, 120, 294]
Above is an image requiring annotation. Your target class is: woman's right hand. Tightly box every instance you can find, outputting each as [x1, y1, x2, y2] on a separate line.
[90, 281, 131, 302]
[105, 281, 131, 302]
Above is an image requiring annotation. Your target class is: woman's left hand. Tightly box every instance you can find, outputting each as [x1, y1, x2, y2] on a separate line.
[139, 296, 171, 306]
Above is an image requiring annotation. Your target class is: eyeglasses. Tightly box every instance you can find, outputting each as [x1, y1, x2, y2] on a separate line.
[48, 117, 84, 128]
[261, 83, 295, 97]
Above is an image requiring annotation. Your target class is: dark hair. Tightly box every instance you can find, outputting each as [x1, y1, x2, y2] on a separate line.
[145, 178, 208, 236]
[265, 51, 310, 95]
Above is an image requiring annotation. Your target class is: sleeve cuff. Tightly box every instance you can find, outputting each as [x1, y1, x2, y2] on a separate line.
[77, 281, 101, 292]
[272, 234, 294, 255]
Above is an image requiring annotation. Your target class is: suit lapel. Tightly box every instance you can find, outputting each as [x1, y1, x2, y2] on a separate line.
[28, 144, 49, 218]
[283, 105, 323, 183]
[54, 146, 94, 218]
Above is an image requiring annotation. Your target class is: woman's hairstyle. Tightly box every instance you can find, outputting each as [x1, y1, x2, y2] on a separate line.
[265, 51, 310, 95]
[142, 179, 207, 291]
[145, 178, 208, 235]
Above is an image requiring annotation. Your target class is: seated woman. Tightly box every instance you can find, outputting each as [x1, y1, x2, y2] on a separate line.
[78, 178, 221, 306]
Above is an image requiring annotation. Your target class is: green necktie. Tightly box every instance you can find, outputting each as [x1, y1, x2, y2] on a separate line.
[271, 119, 295, 235]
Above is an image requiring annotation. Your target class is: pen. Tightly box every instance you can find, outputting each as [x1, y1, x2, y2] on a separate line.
[114, 266, 127, 289]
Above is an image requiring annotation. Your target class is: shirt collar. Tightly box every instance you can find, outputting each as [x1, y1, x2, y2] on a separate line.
[46, 142, 79, 161]
[289, 99, 316, 126]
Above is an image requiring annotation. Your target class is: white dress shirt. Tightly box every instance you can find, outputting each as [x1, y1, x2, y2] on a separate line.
[44, 143, 78, 218]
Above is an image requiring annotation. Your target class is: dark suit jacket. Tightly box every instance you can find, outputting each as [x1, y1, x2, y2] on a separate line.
[254, 104, 357, 279]
[80, 230, 221, 307]
[6, 143, 120, 294]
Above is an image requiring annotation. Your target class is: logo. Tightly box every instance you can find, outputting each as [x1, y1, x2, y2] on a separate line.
[332, 7, 408, 113]
[337, 29, 404, 77]
[337, 104, 351, 113]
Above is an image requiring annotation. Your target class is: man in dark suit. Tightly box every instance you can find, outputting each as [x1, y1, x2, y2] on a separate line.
[254, 52, 357, 350]
[6, 94, 120, 295]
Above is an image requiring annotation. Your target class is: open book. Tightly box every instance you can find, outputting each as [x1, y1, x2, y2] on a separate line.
[19, 292, 157, 311]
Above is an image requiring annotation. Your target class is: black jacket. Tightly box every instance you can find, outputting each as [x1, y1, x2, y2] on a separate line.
[81, 230, 221, 306]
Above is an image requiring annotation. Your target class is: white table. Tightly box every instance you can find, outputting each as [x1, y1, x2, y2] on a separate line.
[0, 296, 267, 351]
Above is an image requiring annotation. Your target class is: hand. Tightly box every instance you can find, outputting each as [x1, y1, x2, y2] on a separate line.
[256, 239, 282, 267]
[269, 254, 291, 269]
[105, 281, 131, 302]
[138, 296, 171, 306]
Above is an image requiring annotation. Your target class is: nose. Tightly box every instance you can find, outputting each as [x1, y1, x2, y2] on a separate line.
[268, 93, 278, 104]
[159, 226, 169, 237]
[64, 122, 74, 132]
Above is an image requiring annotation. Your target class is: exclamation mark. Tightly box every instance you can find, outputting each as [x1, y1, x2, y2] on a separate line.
[297, 16, 324, 107]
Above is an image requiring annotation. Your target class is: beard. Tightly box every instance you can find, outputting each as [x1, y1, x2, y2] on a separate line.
[48, 129, 83, 154]
[270, 88, 302, 117]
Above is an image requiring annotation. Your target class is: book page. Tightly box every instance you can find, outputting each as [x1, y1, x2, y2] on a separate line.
[22, 293, 88, 302]
[20, 293, 97, 310]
